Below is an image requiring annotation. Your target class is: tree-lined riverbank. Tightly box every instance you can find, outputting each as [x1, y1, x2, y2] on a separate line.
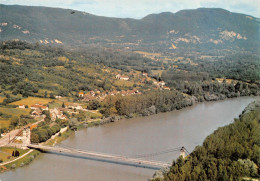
[152, 100, 260, 181]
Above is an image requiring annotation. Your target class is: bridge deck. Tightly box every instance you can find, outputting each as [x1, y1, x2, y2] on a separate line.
[28, 144, 171, 168]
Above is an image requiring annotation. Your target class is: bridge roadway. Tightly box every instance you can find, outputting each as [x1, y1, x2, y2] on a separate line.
[27, 144, 171, 168]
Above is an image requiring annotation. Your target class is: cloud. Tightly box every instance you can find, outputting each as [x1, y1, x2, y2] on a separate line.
[2, 0, 260, 18]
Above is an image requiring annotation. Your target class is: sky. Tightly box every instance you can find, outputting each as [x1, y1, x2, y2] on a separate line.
[1, 0, 260, 18]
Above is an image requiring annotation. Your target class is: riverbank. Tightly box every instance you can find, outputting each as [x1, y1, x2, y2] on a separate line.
[0, 148, 40, 173]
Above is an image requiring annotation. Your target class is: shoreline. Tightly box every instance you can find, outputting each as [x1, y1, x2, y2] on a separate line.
[0, 95, 258, 173]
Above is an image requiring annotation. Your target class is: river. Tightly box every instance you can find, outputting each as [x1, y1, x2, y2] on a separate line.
[1, 96, 258, 181]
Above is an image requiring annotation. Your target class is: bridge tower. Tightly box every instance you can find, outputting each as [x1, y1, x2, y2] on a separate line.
[22, 127, 31, 149]
[180, 147, 186, 158]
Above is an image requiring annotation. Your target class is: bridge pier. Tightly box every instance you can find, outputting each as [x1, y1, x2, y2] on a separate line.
[180, 147, 186, 158]
[22, 127, 31, 149]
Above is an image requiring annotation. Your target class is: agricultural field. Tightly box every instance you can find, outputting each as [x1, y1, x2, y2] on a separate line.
[10, 97, 53, 107]
[47, 102, 62, 109]
[114, 80, 134, 87]
[151, 70, 164, 76]
[0, 97, 5, 104]
[0, 107, 30, 117]
[0, 108, 31, 129]
[0, 120, 11, 129]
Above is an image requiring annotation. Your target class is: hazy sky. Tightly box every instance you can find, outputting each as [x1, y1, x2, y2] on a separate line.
[2, 0, 260, 18]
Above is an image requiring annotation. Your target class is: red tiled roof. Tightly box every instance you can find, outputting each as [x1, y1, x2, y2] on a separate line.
[31, 104, 47, 109]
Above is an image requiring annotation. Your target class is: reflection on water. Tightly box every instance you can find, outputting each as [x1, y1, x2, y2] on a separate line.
[1, 97, 258, 181]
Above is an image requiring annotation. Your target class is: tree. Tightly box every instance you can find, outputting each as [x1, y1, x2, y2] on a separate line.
[30, 133, 39, 143]
[49, 93, 55, 99]
[44, 91, 48, 98]
[42, 110, 51, 122]
[10, 117, 19, 128]
[88, 100, 100, 110]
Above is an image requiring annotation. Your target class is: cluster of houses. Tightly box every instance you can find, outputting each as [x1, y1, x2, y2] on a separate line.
[153, 80, 171, 90]
[30, 104, 48, 117]
[49, 108, 67, 121]
[78, 89, 141, 102]
[22, 103, 83, 122]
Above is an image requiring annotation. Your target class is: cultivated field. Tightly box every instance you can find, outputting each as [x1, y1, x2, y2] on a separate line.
[114, 80, 134, 87]
[0, 108, 30, 117]
[10, 97, 53, 107]
[0, 97, 5, 103]
[0, 108, 31, 128]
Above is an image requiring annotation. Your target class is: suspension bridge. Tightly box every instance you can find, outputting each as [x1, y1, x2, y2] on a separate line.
[5, 127, 190, 169]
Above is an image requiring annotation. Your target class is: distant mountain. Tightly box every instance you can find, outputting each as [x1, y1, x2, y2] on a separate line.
[0, 4, 259, 54]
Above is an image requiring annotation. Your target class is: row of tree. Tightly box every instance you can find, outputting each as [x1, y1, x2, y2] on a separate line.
[99, 90, 193, 117]
[31, 123, 61, 143]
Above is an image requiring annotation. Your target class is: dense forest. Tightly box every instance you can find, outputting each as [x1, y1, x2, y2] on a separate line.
[152, 100, 260, 181]
[173, 54, 260, 82]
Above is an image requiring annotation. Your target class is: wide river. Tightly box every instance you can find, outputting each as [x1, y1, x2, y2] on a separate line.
[1, 96, 259, 181]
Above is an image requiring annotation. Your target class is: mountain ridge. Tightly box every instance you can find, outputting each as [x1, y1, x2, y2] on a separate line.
[0, 4, 259, 54]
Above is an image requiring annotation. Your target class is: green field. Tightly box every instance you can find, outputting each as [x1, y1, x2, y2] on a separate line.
[85, 111, 102, 119]
[0, 147, 28, 162]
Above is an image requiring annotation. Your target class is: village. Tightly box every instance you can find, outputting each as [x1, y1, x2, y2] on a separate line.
[0, 70, 172, 143]
[0, 66, 175, 171]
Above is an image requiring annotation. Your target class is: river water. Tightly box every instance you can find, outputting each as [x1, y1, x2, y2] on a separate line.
[1, 96, 258, 181]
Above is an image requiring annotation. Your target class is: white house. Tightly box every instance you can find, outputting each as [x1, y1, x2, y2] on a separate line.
[18, 104, 26, 109]
[116, 74, 129, 81]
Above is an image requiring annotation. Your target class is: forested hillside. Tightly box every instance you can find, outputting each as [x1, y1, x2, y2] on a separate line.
[0, 4, 259, 54]
[0, 40, 155, 98]
[152, 100, 260, 181]
[0, 40, 259, 108]
[165, 54, 260, 82]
